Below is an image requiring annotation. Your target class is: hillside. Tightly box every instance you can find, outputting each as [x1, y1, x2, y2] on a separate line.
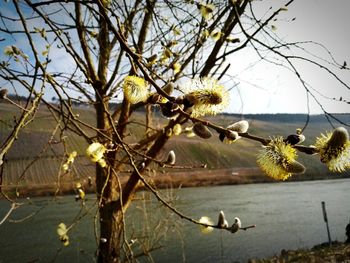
[1, 102, 349, 196]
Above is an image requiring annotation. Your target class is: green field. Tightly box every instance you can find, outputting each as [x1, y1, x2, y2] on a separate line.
[1, 102, 349, 197]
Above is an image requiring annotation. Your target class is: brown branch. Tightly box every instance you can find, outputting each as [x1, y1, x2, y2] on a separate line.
[200, 0, 249, 77]
[216, 0, 295, 61]
[0, 203, 21, 226]
[233, 8, 350, 128]
[75, 1, 97, 83]
[174, 5, 232, 80]
[96, 3, 110, 87]
[24, 0, 90, 80]
[114, 138, 256, 233]
[136, 0, 155, 55]
[112, 1, 156, 138]
[0, 94, 42, 201]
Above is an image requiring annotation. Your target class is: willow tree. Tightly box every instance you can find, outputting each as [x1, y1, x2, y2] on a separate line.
[0, 0, 349, 262]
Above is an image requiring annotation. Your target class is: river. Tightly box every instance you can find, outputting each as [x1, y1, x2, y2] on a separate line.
[0, 178, 349, 262]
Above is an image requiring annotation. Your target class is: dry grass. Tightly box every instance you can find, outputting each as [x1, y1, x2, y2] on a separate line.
[249, 242, 350, 263]
[1, 102, 349, 197]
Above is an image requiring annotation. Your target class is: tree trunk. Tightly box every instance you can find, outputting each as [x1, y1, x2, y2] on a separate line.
[96, 119, 172, 262]
[97, 199, 124, 263]
[94, 94, 125, 262]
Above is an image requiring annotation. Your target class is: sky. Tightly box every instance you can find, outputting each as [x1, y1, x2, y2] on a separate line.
[224, 0, 350, 114]
[0, 0, 349, 115]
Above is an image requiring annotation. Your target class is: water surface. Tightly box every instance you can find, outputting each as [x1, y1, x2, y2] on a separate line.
[0, 179, 349, 262]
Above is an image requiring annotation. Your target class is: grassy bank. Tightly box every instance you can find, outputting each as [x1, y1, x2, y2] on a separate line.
[3, 167, 349, 198]
[249, 242, 350, 263]
[1, 103, 349, 198]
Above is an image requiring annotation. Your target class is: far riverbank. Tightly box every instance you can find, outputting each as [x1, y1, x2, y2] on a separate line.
[2, 167, 349, 198]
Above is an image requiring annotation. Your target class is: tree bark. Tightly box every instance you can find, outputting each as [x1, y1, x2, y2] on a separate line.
[96, 119, 173, 262]
[93, 84, 124, 262]
[96, 137, 126, 262]
[97, 201, 124, 263]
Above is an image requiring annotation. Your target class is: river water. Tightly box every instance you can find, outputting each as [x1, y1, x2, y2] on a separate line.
[0, 178, 350, 262]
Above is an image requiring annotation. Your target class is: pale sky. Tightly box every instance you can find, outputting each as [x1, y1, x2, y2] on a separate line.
[224, 0, 350, 114]
[0, 0, 349, 114]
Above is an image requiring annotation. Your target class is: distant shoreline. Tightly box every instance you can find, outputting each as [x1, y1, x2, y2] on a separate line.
[2, 168, 349, 199]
